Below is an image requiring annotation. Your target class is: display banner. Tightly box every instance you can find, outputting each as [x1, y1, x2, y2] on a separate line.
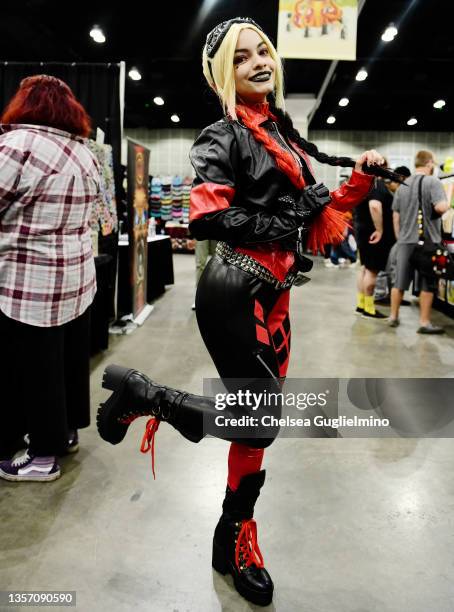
[277, 0, 358, 60]
[127, 140, 150, 319]
[447, 281, 454, 306]
[438, 278, 447, 302]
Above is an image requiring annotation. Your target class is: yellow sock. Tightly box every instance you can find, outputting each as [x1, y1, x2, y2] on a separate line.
[364, 295, 376, 315]
[357, 292, 365, 309]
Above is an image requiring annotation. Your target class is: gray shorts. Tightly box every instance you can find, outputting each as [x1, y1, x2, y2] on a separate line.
[394, 243, 437, 292]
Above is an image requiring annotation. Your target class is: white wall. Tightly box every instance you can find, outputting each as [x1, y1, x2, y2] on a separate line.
[309, 130, 454, 189]
[123, 128, 198, 177]
[123, 127, 454, 186]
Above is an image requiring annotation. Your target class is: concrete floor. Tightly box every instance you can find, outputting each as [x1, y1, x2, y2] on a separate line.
[1, 255, 454, 612]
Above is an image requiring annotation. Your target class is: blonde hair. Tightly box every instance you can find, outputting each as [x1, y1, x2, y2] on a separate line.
[415, 150, 434, 168]
[202, 23, 285, 119]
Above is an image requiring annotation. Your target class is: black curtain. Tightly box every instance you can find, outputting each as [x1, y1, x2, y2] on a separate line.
[0, 62, 123, 319]
[0, 62, 122, 200]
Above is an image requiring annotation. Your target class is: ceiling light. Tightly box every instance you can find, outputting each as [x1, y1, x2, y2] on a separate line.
[89, 25, 105, 44]
[381, 32, 394, 42]
[128, 68, 142, 81]
[326, 115, 336, 125]
[171, 114, 180, 123]
[338, 97, 349, 107]
[381, 23, 398, 42]
[433, 99, 446, 109]
[387, 24, 398, 37]
[407, 117, 418, 126]
[153, 97, 165, 106]
[355, 68, 368, 81]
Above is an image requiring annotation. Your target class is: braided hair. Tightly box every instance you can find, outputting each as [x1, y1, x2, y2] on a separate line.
[269, 101, 406, 184]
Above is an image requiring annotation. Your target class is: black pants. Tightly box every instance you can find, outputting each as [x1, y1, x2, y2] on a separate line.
[0, 308, 91, 456]
[194, 255, 291, 446]
[196, 255, 291, 380]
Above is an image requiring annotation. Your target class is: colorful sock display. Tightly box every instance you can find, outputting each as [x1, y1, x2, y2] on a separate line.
[171, 176, 183, 220]
[149, 177, 162, 219]
[182, 176, 191, 224]
[149, 174, 193, 221]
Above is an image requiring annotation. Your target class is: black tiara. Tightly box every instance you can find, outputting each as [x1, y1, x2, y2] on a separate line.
[205, 17, 263, 59]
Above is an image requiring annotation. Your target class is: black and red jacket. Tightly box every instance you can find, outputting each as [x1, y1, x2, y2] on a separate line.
[189, 110, 373, 281]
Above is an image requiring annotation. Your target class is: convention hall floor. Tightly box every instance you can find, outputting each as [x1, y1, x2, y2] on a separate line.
[1, 255, 454, 612]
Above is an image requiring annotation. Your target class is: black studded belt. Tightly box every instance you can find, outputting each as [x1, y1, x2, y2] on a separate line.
[215, 241, 298, 290]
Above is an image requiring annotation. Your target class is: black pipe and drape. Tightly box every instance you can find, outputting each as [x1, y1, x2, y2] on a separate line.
[0, 62, 123, 321]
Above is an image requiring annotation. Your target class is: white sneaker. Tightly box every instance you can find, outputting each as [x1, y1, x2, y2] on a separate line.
[0, 451, 60, 482]
[338, 258, 352, 268]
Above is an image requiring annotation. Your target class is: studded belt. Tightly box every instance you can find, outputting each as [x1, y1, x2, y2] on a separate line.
[215, 241, 298, 290]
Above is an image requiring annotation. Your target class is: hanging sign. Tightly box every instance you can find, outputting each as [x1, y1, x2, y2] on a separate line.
[277, 0, 358, 61]
[127, 139, 150, 319]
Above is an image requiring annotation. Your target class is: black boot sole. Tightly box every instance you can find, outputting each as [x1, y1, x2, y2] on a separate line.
[97, 365, 136, 445]
[212, 539, 273, 607]
[99, 366, 207, 446]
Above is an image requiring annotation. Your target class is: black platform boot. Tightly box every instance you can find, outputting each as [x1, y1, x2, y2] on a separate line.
[97, 364, 279, 452]
[212, 470, 274, 606]
[97, 364, 219, 445]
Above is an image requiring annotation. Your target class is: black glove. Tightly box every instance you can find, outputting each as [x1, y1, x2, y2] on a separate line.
[280, 183, 331, 223]
[278, 183, 331, 253]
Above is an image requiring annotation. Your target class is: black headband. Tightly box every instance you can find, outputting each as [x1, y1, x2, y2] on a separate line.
[205, 17, 263, 59]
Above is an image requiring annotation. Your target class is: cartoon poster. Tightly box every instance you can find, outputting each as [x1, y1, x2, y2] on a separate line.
[277, 0, 358, 60]
[127, 140, 150, 319]
[438, 278, 447, 302]
[447, 280, 454, 306]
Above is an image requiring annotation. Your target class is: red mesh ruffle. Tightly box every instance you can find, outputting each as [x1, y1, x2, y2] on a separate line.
[306, 206, 350, 255]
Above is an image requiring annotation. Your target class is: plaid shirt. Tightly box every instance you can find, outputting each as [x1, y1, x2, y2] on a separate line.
[0, 124, 100, 327]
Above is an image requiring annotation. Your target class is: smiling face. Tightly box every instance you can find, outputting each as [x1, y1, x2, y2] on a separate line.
[233, 28, 276, 105]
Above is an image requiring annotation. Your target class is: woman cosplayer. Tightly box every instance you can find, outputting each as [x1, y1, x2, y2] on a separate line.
[98, 18, 399, 606]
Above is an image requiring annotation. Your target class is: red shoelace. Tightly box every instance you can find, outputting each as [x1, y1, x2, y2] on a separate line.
[235, 519, 264, 570]
[140, 418, 160, 479]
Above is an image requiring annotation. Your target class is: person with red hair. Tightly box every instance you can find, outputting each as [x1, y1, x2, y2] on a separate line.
[1, 74, 92, 137]
[0, 75, 100, 481]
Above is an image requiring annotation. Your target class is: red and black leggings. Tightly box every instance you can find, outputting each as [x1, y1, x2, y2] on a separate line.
[195, 254, 291, 490]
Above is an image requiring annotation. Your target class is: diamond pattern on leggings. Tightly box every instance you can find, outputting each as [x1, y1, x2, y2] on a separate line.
[256, 324, 270, 346]
[272, 328, 284, 349]
[254, 299, 265, 323]
[272, 314, 291, 365]
[277, 347, 288, 366]
[282, 316, 290, 335]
